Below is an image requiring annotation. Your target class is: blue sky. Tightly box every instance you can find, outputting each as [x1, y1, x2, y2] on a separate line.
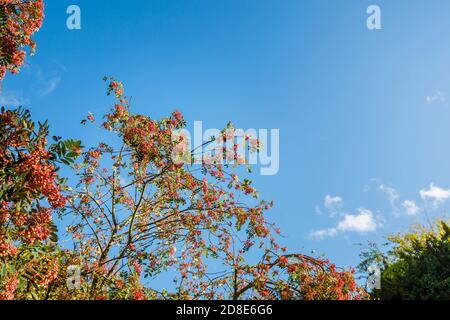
[2, 0, 450, 274]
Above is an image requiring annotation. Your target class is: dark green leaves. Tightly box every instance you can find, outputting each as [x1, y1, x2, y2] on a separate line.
[49, 138, 83, 166]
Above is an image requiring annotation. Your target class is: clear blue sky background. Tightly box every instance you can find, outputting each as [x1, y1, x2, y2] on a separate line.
[2, 0, 450, 275]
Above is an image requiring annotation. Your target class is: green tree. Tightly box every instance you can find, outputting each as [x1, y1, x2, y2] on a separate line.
[358, 220, 450, 300]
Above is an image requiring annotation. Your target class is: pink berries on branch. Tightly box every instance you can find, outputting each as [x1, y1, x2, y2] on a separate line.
[0, 0, 44, 80]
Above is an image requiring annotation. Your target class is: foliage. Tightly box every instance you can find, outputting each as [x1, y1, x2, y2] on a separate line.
[0, 1, 365, 300]
[358, 220, 450, 300]
[0, 0, 44, 80]
[58, 78, 366, 300]
[0, 83, 365, 301]
[0, 107, 81, 300]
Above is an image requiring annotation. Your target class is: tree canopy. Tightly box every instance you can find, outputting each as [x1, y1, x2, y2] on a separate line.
[358, 220, 450, 300]
[0, 1, 366, 300]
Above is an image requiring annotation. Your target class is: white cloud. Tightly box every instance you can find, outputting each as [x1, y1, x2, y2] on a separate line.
[420, 184, 450, 208]
[402, 200, 421, 216]
[324, 195, 343, 216]
[314, 205, 322, 216]
[36, 74, 61, 96]
[32, 66, 61, 97]
[310, 228, 337, 240]
[0, 91, 29, 107]
[336, 208, 379, 233]
[310, 208, 380, 240]
[379, 184, 399, 210]
[426, 90, 445, 105]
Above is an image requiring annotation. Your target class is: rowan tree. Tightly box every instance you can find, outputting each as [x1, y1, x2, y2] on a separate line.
[0, 107, 81, 299]
[60, 78, 366, 300]
[0, 0, 44, 81]
[0, 0, 366, 300]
